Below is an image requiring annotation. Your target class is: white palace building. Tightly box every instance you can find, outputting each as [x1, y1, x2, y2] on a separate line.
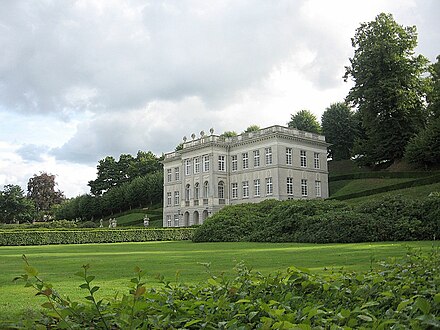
[162, 125, 330, 227]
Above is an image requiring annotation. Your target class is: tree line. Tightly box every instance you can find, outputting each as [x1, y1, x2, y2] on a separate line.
[288, 13, 439, 168]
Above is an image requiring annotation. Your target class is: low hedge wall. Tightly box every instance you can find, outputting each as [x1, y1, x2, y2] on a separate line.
[0, 228, 196, 246]
[329, 171, 435, 182]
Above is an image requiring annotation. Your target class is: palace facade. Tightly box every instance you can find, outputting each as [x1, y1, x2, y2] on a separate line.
[162, 125, 329, 227]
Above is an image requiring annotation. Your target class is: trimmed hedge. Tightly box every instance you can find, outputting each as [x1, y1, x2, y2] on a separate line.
[330, 174, 440, 200]
[0, 228, 196, 246]
[329, 171, 436, 182]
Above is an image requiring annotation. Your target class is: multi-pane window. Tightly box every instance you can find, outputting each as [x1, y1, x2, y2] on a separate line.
[185, 159, 191, 175]
[166, 215, 172, 227]
[167, 169, 172, 182]
[242, 181, 249, 198]
[266, 177, 273, 195]
[300, 150, 307, 167]
[314, 152, 320, 169]
[265, 147, 272, 165]
[218, 155, 226, 171]
[242, 153, 249, 169]
[174, 191, 180, 205]
[203, 155, 210, 172]
[167, 192, 172, 206]
[286, 148, 292, 165]
[315, 180, 321, 197]
[174, 214, 179, 227]
[175, 167, 180, 181]
[231, 155, 238, 171]
[254, 179, 260, 197]
[287, 177, 293, 195]
[203, 181, 209, 198]
[194, 183, 199, 199]
[218, 181, 224, 199]
[253, 150, 260, 167]
[194, 157, 200, 174]
[301, 179, 308, 197]
[231, 183, 238, 199]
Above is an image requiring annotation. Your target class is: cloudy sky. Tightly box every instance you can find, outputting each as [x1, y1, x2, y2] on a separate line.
[0, 0, 439, 197]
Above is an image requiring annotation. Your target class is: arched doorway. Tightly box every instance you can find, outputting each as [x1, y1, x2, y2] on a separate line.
[202, 209, 209, 223]
[184, 211, 190, 227]
[193, 211, 199, 225]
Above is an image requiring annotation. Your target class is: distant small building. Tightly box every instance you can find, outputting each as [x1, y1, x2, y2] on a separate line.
[162, 125, 329, 227]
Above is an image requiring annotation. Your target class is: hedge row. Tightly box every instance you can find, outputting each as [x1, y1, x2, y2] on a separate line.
[331, 174, 440, 201]
[329, 171, 435, 182]
[0, 228, 196, 246]
[193, 195, 440, 243]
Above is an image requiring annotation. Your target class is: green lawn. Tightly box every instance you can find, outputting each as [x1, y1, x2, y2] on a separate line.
[329, 178, 415, 197]
[1, 240, 438, 320]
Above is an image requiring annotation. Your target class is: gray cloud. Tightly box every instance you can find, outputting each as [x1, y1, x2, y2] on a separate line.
[16, 144, 49, 162]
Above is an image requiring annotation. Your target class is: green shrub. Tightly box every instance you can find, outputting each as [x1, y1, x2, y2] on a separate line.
[7, 249, 440, 329]
[0, 228, 196, 246]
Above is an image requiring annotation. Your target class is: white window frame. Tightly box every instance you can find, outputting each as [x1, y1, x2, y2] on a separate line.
[194, 157, 200, 174]
[315, 180, 321, 197]
[174, 191, 180, 206]
[203, 155, 210, 172]
[231, 183, 238, 199]
[242, 153, 249, 170]
[194, 182, 199, 199]
[300, 150, 307, 168]
[218, 181, 225, 199]
[166, 215, 172, 227]
[286, 148, 292, 165]
[287, 177, 293, 195]
[253, 150, 260, 167]
[265, 147, 272, 165]
[266, 177, 273, 195]
[167, 169, 172, 182]
[301, 179, 308, 197]
[314, 152, 320, 169]
[203, 181, 209, 198]
[254, 179, 260, 197]
[175, 167, 180, 181]
[185, 159, 191, 175]
[174, 214, 179, 227]
[218, 155, 226, 171]
[231, 155, 238, 172]
[242, 181, 249, 198]
[167, 192, 172, 206]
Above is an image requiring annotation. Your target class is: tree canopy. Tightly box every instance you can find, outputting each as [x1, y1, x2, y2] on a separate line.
[344, 13, 428, 166]
[243, 125, 260, 133]
[321, 103, 358, 160]
[27, 172, 64, 213]
[287, 110, 321, 134]
[0, 184, 36, 223]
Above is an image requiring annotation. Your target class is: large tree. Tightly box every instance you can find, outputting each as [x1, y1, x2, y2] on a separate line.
[27, 172, 65, 213]
[0, 184, 36, 223]
[287, 110, 321, 134]
[321, 102, 358, 160]
[344, 13, 428, 166]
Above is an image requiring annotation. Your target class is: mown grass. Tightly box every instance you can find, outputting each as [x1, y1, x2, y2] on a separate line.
[329, 178, 415, 197]
[1, 240, 438, 320]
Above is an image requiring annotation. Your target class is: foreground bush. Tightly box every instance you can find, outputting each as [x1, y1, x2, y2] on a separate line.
[7, 249, 440, 329]
[193, 195, 440, 243]
[0, 228, 196, 246]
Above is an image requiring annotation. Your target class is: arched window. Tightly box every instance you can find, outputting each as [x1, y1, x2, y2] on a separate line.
[194, 182, 199, 200]
[218, 181, 224, 199]
[203, 181, 209, 198]
[185, 184, 190, 201]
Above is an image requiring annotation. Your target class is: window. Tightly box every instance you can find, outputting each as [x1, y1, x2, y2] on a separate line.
[231, 183, 238, 199]
[265, 147, 272, 165]
[185, 184, 190, 201]
[167, 192, 172, 206]
[300, 150, 307, 167]
[231, 155, 238, 171]
[286, 148, 292, 165]
[174, 214, 179, 227]
[266, 177, 273, 195]
[242, 152, 249, 169]
[242, 181, 249, 198]
[218, 155, 226, 171]
[185, 159, 191, 175]
[315, 181, 321, 197]
[203, 181, 209, 198]
[194, 182, 199, 199]
[218, 181, 224, 199]
[175, 167, 180, 181]
[314, 152, 320, 169]
[194, 157, 200, 174]
[253, 150, 260, 167]
[174, 191, 180, 206]
[166, 215, 172, 227]
[301, 179, 308, 197]
[167, 169, 172, 182]
[203, 155, 210, 172]
[287, 177, 293, 195]
[254, 179, 260, 197]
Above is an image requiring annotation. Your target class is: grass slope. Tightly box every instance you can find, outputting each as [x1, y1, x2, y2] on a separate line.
[1, 241, 438, 319]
